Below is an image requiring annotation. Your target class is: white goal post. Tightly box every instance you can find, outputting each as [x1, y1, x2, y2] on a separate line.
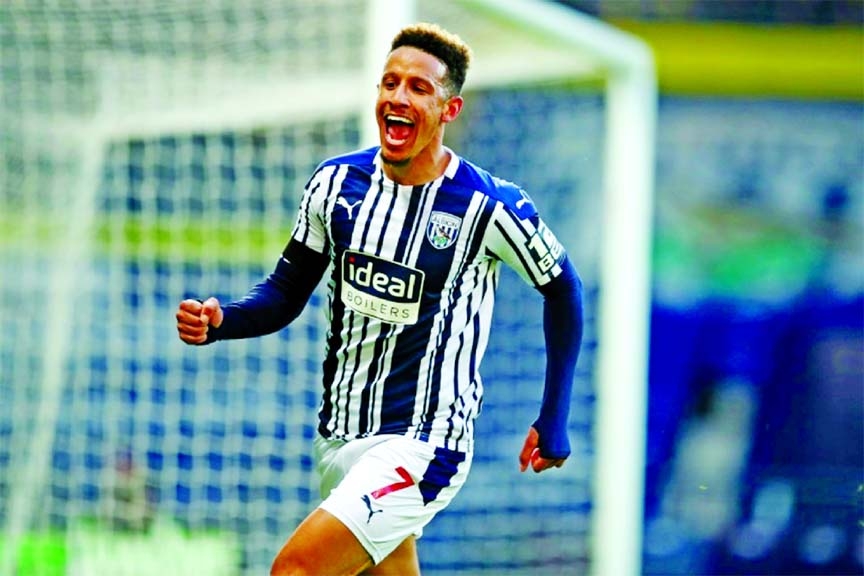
[413, 3, 657, 574]
[0, 1, 655, 575]
[482, 4, 655, 576]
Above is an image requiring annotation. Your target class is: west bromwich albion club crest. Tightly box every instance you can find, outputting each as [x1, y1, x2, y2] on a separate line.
[426, 211, 461, 250]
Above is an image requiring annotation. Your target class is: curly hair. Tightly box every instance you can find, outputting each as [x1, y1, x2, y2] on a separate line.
[390, 22, 473, 96]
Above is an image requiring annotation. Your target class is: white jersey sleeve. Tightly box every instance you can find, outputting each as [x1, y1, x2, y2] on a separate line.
[484, 180, 567, 288]
[291, 163, 350, 254]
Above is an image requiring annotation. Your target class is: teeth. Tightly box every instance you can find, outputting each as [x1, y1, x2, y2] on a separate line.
[385, 115, 413, 125]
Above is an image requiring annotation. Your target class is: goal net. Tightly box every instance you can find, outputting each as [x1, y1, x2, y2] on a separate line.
[0, 1, 655, 575]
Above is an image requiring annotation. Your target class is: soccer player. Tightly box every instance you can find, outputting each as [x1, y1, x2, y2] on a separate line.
[176, 22, 583, 576]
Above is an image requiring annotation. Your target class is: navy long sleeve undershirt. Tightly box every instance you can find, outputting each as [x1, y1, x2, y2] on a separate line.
[534, 256, 584, 460]
[204, 240, 328, 343]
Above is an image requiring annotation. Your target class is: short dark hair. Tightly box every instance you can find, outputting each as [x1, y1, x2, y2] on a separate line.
[390, 23, 472, 96]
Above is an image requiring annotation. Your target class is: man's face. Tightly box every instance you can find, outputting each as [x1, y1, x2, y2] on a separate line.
[376, 46, 459, 168]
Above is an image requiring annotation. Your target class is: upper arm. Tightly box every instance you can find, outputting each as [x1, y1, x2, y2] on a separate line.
[281, 238, 330, 291]
[291, 164, 343, 254]
[485, 193, 568, 289]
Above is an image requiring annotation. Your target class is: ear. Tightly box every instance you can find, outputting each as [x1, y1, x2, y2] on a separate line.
[441, 95, 464, 124]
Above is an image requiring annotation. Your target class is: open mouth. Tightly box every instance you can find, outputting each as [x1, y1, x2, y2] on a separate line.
[384, 114, 414, 146]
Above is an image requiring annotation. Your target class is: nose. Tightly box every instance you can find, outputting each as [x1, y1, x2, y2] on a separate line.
[390, 81, 409, 105]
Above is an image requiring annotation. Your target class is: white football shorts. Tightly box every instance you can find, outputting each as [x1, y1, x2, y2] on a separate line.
[314, 434, 472, 565]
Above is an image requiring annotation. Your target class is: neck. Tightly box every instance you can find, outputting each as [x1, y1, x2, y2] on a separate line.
[382, 143, 450, 186]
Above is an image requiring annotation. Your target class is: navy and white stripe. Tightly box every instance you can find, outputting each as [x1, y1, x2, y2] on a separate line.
[291, 147, 567, 453]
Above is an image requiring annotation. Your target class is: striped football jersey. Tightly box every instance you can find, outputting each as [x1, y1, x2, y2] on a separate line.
[291, 147, 567, 453]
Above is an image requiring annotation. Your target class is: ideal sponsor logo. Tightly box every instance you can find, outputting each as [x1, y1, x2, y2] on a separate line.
[341, 250, 425, 324]
[526, 219, 564, 273]
[426, 211, 461, 250]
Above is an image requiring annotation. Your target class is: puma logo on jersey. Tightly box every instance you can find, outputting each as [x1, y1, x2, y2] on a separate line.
[337, 197, 363, 219]
[361, 494, 384, 524]
[516, 189, 533, 210]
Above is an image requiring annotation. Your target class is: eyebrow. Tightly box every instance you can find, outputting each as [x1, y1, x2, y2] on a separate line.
[381, 70, 443, 90]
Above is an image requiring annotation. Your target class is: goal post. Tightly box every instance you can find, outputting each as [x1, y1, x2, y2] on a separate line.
[0, 1, 655, 575]
[416, 3, 657, 574]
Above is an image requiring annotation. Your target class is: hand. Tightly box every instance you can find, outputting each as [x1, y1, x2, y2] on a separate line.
[176, 297, 223, 345]
[519, 426, 566, 473]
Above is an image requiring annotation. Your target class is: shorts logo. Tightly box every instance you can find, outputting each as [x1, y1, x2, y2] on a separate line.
[361, 495, 383, 523]
[360, 467, 415, 524]
[341, 251, 425, 324]
[426, 211, 461, 250]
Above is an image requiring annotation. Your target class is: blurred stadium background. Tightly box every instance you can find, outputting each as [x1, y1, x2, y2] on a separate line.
[1, 0, 861, 575]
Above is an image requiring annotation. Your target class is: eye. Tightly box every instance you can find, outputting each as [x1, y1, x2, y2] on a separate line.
[412, 82, 431, 94]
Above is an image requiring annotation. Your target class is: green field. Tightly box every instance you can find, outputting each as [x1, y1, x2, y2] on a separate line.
[0, 523, 239, 576]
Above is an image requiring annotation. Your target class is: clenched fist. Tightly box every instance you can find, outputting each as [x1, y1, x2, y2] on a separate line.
[176, 297, 223, 345]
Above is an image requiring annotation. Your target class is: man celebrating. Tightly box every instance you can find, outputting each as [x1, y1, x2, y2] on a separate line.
[176, 22, 583, 576]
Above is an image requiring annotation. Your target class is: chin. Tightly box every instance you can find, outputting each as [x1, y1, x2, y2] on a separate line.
[380, 149, 411, 167]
